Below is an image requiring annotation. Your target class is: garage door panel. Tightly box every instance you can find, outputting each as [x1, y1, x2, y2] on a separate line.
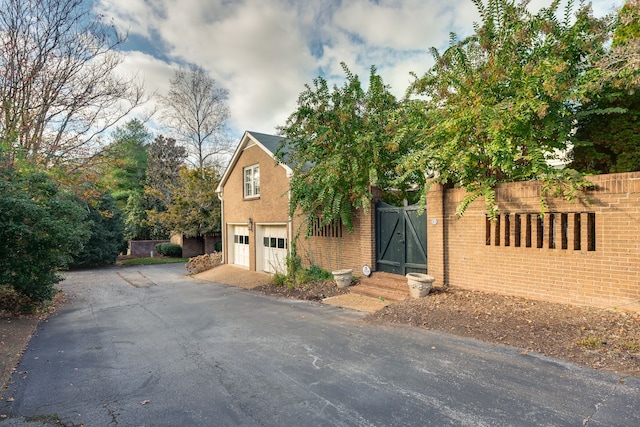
[233, 226, 249, 267]
[261, 226, 287, 274]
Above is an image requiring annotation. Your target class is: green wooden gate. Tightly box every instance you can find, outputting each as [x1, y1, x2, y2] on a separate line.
[375, 201, 427, 275]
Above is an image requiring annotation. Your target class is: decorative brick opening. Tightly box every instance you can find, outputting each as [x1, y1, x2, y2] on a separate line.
[485, 212, 596, 251]
[310, 216, 343, 238]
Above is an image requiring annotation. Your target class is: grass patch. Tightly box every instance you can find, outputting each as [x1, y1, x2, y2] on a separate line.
[577, 336, 604, 349]
[121, 257, 189, 266]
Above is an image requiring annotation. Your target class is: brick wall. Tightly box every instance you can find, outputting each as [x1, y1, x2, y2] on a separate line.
[295, 190, 378, 275]
[427, 172, 640, 312]
[128, 240, 169, 256]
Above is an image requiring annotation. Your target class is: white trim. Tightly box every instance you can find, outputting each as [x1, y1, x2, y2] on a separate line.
[216, 131, 292, 195]
[243, 163, 260, 198]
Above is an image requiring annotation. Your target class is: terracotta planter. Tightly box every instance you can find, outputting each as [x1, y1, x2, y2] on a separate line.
[406, 273, 435, 298]
[332, 269, 353, 288]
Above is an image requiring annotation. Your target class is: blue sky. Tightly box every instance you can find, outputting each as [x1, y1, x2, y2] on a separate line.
[95, 0, 624, 142]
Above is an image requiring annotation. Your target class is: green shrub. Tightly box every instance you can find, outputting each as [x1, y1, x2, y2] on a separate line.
[0, 285, 47, 314]
[155, 242, 182, 257]
[0, 169, 89, 302]
[70, 193, 125, 268]
[271, 263, 331, 289]
[270, 273, 288, 287]
[306, 265, 332, 281]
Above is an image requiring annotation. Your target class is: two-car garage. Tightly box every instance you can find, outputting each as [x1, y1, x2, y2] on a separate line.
[229, 224, 288, 274]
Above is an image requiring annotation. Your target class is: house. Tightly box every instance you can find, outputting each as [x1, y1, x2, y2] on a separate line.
[216, 131, 293, 274]
[216, 131, 379, 276]
[217, 131, 640, 313]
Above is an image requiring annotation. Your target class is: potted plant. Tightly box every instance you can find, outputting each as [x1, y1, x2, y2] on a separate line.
[406, 273, 435, 298]
[332, 269, 353, 288]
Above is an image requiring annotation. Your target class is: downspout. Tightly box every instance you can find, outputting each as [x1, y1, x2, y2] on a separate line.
[217, 189, 225, 264]
[286, 170, 293, 272]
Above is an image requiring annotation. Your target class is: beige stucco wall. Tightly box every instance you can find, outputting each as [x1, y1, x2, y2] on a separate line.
[220, 144, 291, 271]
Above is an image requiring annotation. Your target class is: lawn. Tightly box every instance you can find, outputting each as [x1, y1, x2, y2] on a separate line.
[120, 257, 189, 266]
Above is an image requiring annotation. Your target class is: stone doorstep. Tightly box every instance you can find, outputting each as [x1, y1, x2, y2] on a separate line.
[350, 272, 409, 302]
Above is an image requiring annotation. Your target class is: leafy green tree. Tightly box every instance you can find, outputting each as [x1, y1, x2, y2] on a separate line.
[278, 63, 410, 233]
[0, 168, 89, 302]
[123, 192, 167, 240]
[570, 1, 640, 173]
[157, 166, 221, 238]
[70, 193, 125, 268]
[596, 0, 640, 89]
[102, 119, 152, 209]
[397, 0, 610, 217]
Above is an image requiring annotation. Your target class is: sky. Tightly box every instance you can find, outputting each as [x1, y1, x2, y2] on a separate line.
[94, 0, 625, 142]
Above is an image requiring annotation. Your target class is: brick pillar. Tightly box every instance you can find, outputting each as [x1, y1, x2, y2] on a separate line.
[426, 181, 446, 287]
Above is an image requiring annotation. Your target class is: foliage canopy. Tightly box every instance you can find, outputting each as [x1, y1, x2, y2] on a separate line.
[277, 63, 413, 233]
[570, 0, 640, 174]
[396, 0, 610, 217]
[156, 166, 222, 238]
[69, 193, 125, 268]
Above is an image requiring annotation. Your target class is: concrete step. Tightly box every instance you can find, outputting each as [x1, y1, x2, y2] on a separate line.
[350, 272, 409, 302]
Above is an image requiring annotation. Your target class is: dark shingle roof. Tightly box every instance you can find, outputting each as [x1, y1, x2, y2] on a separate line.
[247, 131, 284, 155]
[247, 131, 294, 169]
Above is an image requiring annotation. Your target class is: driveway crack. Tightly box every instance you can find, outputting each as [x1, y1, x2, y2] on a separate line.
[582, 376, 627, 426]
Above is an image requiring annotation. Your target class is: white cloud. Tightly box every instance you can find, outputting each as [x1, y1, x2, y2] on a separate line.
[333, 0, 476, 51]
[95, 0, 625, 142]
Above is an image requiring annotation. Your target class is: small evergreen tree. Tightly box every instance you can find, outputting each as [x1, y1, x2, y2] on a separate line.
[70, 193, 125, 268]
[0, 169, 89, 302]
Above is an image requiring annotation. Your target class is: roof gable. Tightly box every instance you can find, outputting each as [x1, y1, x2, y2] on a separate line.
[216, 131, 291, 194]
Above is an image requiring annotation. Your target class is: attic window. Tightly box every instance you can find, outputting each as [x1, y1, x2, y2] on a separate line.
[244, 164, 260, 198]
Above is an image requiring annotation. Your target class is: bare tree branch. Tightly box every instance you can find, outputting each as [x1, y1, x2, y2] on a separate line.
[0, 0, 150, 166]
[159, 65, 232, 173]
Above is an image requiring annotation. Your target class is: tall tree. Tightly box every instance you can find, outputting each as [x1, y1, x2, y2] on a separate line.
[144, 135, 187, 238]
[397, 0, 610, 217]
[102, 119, 152, 209]
[160, 65, 231, 172]
[278, 63, 410, 233]
[0, 0, 148, 167]
[570, 0, 640, 173]
[157, 166, 222, 238]
[145, 135, 187, 205]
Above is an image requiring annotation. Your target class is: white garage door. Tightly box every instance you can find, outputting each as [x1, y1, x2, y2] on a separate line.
[233, 226, 250, 267]
[261, 226, 288, 274]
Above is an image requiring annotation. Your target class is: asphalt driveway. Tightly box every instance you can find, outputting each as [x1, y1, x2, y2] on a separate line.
[1, 264, 639, 426]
